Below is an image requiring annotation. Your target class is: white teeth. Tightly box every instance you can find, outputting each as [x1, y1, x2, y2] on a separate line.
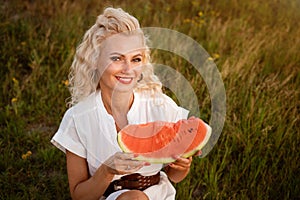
[116, 76, 133, 83]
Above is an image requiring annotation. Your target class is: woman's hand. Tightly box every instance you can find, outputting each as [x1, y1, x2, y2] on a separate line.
[165, 150, 202, 183]
[164, 156, 192, 183]
[168, 156, 192, 171]
[168, 150, 201, 170]
[103, 152, 150, 175]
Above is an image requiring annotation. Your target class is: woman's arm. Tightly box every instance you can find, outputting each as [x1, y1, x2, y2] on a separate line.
[66, 151, 148, 200]
[66, 150, 114, 200]
[164, 156, 192, 183]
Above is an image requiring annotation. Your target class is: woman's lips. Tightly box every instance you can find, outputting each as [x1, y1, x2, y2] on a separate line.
[115, 76, 134, 84]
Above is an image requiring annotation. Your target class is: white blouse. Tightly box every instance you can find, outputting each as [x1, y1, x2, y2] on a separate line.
[51, 90, 189, 199]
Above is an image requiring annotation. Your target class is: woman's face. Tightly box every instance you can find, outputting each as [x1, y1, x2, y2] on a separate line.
[98, 33, 145, 94]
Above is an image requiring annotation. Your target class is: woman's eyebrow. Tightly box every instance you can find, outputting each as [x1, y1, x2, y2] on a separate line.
[109, 52, 123, 56]
[109, 52, 143, 57]
[132, 53, 143, 57]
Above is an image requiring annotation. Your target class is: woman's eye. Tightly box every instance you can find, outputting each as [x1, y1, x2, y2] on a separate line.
[110, 56, 121, 61]
[132, 57, 142, 62]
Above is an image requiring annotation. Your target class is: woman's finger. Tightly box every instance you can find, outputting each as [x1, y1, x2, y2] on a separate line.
[114, 153, 150, 173]
[115, 152, 136, 160]
[104, 152, 145, 174]
[194, 150, 202, 156]
[169, 156, 192, 170]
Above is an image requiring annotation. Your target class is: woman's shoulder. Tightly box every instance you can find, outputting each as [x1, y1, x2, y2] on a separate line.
[133, 91, 189, 122]
[58, 92, 100, 123]
[70, 92, 100, 115]
[136, 91, 179, 108]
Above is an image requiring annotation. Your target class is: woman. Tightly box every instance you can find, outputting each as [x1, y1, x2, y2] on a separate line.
[51, 7, 198, 200]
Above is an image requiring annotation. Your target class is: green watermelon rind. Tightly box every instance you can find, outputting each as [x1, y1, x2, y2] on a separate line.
[182, 123, 212, 158]
[118, 122, 212, 164]
[117, 134, 132, 155]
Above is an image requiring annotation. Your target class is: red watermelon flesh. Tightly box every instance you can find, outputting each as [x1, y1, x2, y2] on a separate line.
[117, 117, 211, 163]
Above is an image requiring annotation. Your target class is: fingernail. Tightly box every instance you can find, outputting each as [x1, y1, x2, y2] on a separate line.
[133, 154, 139, 158]
[198, 150, 202, 156]
[144, 162, 151, 166]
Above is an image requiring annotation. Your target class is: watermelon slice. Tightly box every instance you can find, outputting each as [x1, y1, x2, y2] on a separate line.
[117, 117, 211, 163]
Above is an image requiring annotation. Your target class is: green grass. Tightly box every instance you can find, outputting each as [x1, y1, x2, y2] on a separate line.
[1, 0, 299, 199]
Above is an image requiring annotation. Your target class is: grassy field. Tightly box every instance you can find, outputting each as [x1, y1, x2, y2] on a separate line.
[1, 0, 299, 199]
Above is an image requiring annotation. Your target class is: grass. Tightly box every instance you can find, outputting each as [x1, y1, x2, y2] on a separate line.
[1, 0, 299, 199]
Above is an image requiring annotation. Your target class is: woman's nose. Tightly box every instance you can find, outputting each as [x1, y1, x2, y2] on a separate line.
[122, 59, 131, 72]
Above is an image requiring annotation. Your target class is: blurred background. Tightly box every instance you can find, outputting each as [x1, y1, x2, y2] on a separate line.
[1, 0, 299, 199]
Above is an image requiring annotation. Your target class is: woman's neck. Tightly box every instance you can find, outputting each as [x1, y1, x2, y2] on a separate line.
[101, 91, 134, 131]
[101, 90, 134, 117]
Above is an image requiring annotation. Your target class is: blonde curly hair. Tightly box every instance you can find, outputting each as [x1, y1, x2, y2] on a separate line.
[68, 7, 162, 106]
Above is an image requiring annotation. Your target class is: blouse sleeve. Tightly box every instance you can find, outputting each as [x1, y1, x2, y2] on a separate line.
[129, 92, 189, 124]
[163, 94, 190, 121]
[51, 108, 87, 158]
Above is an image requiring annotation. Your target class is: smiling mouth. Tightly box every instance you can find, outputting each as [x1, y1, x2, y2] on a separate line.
[116, 76, 134, 84]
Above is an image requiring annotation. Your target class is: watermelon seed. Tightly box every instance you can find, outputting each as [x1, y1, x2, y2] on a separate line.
[188, 128, 194, 133]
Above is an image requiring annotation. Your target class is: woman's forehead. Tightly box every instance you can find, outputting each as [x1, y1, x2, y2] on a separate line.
[101, 33, 145, 55]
